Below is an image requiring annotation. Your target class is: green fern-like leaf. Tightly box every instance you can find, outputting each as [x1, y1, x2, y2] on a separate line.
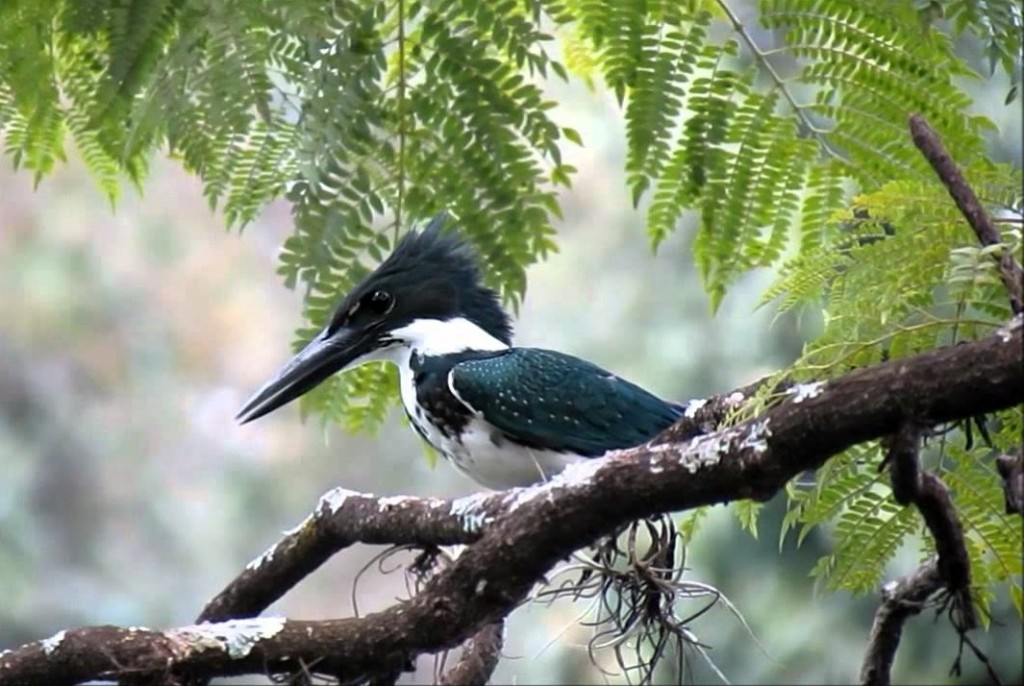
[624, 8, 710, 207]
[825, 490, 920, 593]
[0, 0, 1017, 473]
[734, 500, 763, 539]
[942, 0, 1023, 80]
[941, 446, 1023, 617]
[677, 504, 711, 541]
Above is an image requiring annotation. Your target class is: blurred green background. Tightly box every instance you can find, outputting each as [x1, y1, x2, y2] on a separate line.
[1, 69, 1021, 684]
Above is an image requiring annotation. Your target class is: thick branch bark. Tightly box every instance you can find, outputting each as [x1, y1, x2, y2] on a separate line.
[1, 322, 1021, 685]
[0, 620, 413, 686]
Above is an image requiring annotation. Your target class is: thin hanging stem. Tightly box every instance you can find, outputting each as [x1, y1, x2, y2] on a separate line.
[394, 0, 407, 244]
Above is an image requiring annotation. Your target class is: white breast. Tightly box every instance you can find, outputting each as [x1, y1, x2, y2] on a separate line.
[437, 415, 588, 489]
[395, 351, 586, 489]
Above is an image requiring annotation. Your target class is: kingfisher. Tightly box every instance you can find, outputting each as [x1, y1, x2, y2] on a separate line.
[237, 214, 692, 489]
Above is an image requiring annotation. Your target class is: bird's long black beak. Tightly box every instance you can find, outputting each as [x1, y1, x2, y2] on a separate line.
[236, 326, 362, 424]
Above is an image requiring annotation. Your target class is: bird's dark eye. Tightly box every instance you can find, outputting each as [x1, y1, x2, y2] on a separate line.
[363, 289, 394, 315]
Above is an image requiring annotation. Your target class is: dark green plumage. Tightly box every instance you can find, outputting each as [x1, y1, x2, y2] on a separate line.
[450, 348, 684, 456]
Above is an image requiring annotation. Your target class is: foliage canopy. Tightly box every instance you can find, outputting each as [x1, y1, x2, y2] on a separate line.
[1, 0, 1020, 622]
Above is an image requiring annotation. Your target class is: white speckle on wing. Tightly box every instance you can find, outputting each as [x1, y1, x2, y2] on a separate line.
[40, 630, 66, 655]
[684, 398, 707, 418]
[789, 382, 823, 403]
[173, 618, 287, 659]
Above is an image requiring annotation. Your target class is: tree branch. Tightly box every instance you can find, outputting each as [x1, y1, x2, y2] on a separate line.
[2, 322, 1021, 685]
[856, 117, 1024, 686]
[439, 621, 504, 686]
[882, 423, 976, 629]
[197, 489, 484, 623]
[864, 420, 979, 686]
[0, 619, 413, 686]
[909, 113, 1024, 315]
[199, 381, 781, 625]
[860, 558, 943, 686]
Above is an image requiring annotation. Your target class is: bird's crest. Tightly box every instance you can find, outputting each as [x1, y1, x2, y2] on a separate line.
[375, 212, 482, 288]
[329, 212, 514, 345]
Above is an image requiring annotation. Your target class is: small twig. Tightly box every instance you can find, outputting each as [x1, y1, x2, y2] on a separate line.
[952, 631, 1006, 686]
[995, 451, 1024, 515]
[860, 557, 942, 686]
[909, 114, 1024, 315]
[438, 621, 504, 686]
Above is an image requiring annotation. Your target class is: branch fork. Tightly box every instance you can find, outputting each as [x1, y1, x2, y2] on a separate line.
[1, 321, 1020, 685]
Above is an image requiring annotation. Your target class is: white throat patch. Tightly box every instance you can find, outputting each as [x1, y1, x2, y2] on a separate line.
[337, 317, 509, 371]
[388, 317, 509, 356]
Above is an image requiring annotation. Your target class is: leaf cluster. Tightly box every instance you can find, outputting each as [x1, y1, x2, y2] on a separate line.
[1, 0, 1020, 617]
[2, 0, 574, 425]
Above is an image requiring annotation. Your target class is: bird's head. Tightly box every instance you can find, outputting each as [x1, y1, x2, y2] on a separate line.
[237, 214, 513, 423]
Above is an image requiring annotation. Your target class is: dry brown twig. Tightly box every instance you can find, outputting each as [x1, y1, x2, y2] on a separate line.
[909, 113, 1024, 316]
